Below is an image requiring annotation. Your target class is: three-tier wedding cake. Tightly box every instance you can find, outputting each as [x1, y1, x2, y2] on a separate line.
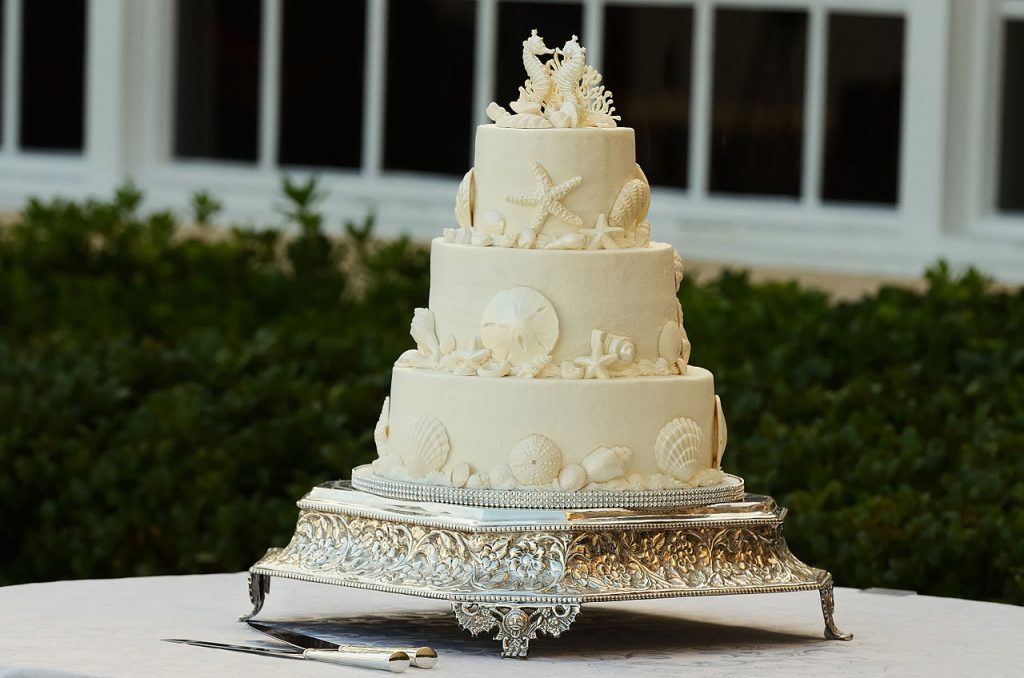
[369, 32, 729, 494]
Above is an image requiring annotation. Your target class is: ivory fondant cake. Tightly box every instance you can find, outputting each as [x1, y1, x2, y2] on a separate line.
[371, 32, 728, 492]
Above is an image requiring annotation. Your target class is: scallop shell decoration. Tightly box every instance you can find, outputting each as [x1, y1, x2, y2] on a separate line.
[711, 395, 728, 469]
[655, 417, 706, 482]
[373, 397, 391, 456]
[398, 415, 450, 478]
[480, 287, 559, 365]
[509, 434, 562, 486]
[454, 168, 474, 229]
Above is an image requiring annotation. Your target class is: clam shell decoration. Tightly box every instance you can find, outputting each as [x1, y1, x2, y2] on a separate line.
[509, 434, 562, 486]
[581, 446, 632, 482]
[398, 415, 450, 478]
[659, 321, 685, 362]
[558, 464, 588, 491]
[454, 168, 474, 229]
[480, 287, 559, 365]
[655, 417, 706, 482]
[373, 397, 391, 455]
[608, 178, 650, 235]
[451, 462, 472, 488]
[711, 395, 728, 468]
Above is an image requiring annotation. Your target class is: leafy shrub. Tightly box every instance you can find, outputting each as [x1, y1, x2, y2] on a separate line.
[1, 183, 1021, 605]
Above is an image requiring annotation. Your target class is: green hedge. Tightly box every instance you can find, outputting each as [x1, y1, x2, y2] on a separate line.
[1, 182, 1022, 605]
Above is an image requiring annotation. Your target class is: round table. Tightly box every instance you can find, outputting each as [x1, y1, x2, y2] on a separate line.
[0, 572, 1021, 676]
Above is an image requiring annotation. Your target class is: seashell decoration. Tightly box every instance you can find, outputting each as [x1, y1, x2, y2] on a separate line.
[673, 249, 685, 291]
[655, 417, 706, 482]
[482, 211, 506, 235]
[410, 308, 440, 357]
[544, 232, 587, 250]
[608, 178, 650, 243]
[602, 333, 637, 368]
[454, 168, 474, 229]
[466, 472, 490, 489]
[558, 464, 588, 491]
[398, 415, 451, 478]
[480, 287, 559, 365]
[659, 321, 685, 363]
[451, 462, 472, 488]
[581, 446, 632, 482]
[373, 397, 390, 455]
[489, 463, 515, 489]
[509, 434, 563, 486]
[711, 395, 728, 469]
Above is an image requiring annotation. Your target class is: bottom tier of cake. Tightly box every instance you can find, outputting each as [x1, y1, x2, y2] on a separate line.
[372, 366, 728, 491]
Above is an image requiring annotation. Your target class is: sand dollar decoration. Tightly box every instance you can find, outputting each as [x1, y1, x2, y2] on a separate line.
[655, 417, 706, 482]
[509, 434, 562, 485]
[480, 287, 559, 365]
[398, 415, 451, 478]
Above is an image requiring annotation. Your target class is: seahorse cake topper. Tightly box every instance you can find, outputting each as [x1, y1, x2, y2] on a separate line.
[486, 31, 620, 129]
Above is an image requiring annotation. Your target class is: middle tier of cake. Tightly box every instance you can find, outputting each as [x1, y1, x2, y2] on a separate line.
[373, 365, 725, 491]
[402, 238, 688, 378]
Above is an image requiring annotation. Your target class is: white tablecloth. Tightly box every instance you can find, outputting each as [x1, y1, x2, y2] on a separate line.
[0, 572, 1021, 677]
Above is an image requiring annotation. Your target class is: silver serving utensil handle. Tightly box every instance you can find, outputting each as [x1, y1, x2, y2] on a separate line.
[303, 647, 410, 672]
[337, 645, 436, 669]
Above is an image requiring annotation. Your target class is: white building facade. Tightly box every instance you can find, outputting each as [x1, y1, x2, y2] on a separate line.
[0, 0, 1022, 281]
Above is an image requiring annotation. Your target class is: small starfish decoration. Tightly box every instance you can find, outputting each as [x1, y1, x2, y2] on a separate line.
[574, 330, 617, 379]
[440, 338, 492, 376]
[581, 213, 624, 250]
[506, 163, 584, 236]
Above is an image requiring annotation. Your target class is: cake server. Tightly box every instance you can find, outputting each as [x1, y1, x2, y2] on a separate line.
[162, 638, 410, 671]
[247, 621, 438, 669]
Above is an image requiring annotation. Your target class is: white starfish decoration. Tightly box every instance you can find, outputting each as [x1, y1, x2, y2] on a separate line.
[581, 213, 624, 250]
[574, 330, 617, 379]
[506, 163, 584, 236]
[440, 338, 492, 376]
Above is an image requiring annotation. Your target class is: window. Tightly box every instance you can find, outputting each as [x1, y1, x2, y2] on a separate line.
[998, 20, 1024, 212]
[0, 0, 5, 147]
[175, 0, 262, 162]
[710, 9, 807, 197]
[603, 4, 693, 189]
[822, 14, 904, 205]
[494, 1, 582, 108]
[19, 0, 86, 151]
[278, 0, 366, 169]
[384, 0, 476, 175]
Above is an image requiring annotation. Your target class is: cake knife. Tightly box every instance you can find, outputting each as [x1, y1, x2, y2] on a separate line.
[247, 621, 438, 669]
[162, 638, 410, 671]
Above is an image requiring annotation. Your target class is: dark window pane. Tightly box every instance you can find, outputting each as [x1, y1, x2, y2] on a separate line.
[604, 4, 692, 189]
[279, 0, 365, 168]
[384, 0, 475, 175]
[20, 0, 86, 151]
[175, 0, 261, 162]
[999, 21, 1024, 212]
[494, 2, 582, 108]
[822, 14, 903, 205]
[710, 9, 807, 197]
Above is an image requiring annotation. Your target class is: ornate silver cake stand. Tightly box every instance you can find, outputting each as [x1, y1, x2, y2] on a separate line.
[243, 480, 852, 658]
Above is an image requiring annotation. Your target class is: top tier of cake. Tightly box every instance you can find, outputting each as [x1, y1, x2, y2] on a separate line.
[447, 33, 651, 251]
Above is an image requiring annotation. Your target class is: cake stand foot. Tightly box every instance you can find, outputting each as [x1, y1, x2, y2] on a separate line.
[819, 579, 853, 641]
[239, 572, 271, 621]
[452, 602, 581, 658]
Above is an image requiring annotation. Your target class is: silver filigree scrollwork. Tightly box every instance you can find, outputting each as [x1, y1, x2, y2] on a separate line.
[819, 579, 854, 641]
[452, 602, 581, 658]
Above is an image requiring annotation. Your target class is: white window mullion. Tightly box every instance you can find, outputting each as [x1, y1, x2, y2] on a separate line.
[800, 2, 827, 207]
[472, 0, 498, 131]
[582, 0, 605, 72]
[688, 0, 713, 200]
[1, 0, 22, 155]
[362, 0, 388, 178]
[258, 0, 282, 173]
